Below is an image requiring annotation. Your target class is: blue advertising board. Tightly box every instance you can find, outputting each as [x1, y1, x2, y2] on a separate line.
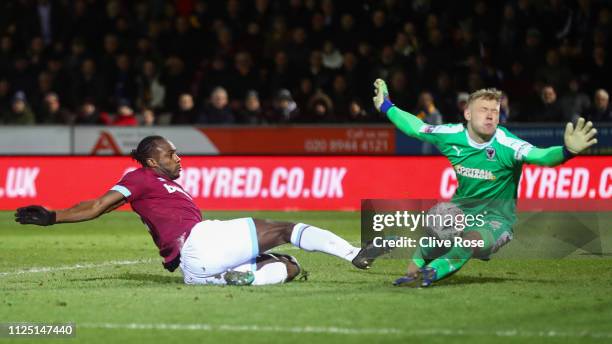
[396, 124, 612, 155]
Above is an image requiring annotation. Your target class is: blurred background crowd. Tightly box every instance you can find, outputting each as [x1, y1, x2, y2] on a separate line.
[0, 0, 611, 126]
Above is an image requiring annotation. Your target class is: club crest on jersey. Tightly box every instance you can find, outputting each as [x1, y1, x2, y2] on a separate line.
[485, 147, 496, 161]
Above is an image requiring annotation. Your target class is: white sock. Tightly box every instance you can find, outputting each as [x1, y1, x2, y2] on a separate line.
[290, 223, 359, 262]
[252, 262, 288, 285]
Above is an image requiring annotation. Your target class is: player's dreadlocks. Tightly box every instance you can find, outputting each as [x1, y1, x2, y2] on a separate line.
[131, 135, 165, 167]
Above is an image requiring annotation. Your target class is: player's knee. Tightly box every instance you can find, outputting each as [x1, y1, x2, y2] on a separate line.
[253, 218, 295, 244]
[272, 220, 296, 243]
[463, 231, 487, 256]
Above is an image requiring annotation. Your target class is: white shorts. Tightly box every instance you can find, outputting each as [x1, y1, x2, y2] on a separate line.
[179, 218, 259, 285]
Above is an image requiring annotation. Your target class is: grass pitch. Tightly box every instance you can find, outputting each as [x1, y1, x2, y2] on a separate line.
[1, 211, 611, 344]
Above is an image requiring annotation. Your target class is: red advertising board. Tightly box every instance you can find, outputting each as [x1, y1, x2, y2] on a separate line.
[0, 157, 610, 211]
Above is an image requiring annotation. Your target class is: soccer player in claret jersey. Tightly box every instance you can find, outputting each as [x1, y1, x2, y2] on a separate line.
[15, 136, 383, 286]
[372, 79, 599, 288]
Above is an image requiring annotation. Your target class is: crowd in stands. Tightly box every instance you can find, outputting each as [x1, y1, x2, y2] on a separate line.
[0, 0, 611, 126]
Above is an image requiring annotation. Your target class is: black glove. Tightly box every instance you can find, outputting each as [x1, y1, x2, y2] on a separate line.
[15, 205, 56, 226]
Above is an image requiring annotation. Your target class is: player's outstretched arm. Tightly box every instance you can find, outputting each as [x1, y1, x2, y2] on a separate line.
[15, 190, 126, 226]
[524, 117, 598, 167]
[372, 78, 426, 139]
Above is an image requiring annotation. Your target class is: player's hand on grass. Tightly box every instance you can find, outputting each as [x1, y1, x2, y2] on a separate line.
[564, 117, 598, 155]
[15, 205, 56, 226]
[372, 78, 393, 113]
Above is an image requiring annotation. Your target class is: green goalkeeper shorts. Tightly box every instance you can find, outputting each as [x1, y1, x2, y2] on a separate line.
[463, 218, 513, 260]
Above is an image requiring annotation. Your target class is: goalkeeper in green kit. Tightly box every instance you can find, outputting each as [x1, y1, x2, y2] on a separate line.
[372, 79, 599, 287]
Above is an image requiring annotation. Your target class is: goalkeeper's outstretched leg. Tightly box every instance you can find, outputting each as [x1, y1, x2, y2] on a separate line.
[395, 227, 509, 287]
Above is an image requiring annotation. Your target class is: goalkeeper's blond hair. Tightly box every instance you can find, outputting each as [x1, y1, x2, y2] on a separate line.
[468, 88, 502, 105]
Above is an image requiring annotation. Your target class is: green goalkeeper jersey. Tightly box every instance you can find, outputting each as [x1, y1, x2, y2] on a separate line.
[386, 106, 568, 224]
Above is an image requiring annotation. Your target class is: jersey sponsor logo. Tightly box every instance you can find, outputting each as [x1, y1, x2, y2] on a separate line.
[485, 147, 496, 161]
[454, 164, 496, 180]
[452, 145, 463, 156]
[163, 183, 193, 200]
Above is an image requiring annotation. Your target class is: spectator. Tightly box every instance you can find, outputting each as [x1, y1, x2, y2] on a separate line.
[585, 89, 611, 122]
[2, 91, 36, 125]
[393, 31, 416, 62]
[99, 34, 120, 77]
[198, 87, 235, 124]
[0, 35, 14, 76]
[520, 28, 544, 76]
[172, 93, 197, 124]
[0, 0, 609, 125]
[65, 38, 87, 75]
[502, 61, 532, 105]
[286, 27, 310, 68]
[40, 92, 75, 124]
[348, 99, 373, 123]
[410, 53, 434, 92]
[560, 79, 591, 121]
[388, 70, 415, 112]
[307, 90, 335, 123]
[531, 85, 565, 122]
[433, 72, 456, 122]
[335, 14, 359, 52]
[267, 50, 293, 97]
[414, 91, 443, 125]
[10, 54, 37, 95]
[272, 89, 300, 123]
[293, 78, 314, 115]
[307, 50, 331, 90]
[111, 99, 138, 126]
[161, 56, 190, 113]
[535, 49, 571, 91]
[584, 46, 610, 92]
[196, 55, 230, 103]
[0, 78, 12, 114]
[329, 75, 351, 121]
[228, 51, 259, 102]
[110, 53, 137, 105]
[139, 107, 156, 126]
[321, 41, 343, 70]
[136, 60, 165, 111]
[456, 92, 470, 121]
[239, 90, 266, 124]
[75, 98, 103, 125]
[71, 59, 106, 109]
[500, 94, 510, 124]
[32, 72, 55, 118]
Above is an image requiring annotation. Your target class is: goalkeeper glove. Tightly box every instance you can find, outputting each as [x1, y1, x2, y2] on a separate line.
[563, 117, 598, 157]
[15, 205, 56, 226]
[372, 78, 394, 113]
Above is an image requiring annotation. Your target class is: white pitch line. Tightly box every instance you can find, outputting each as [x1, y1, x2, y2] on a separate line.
[0, 259, 154, 277]
[79, 323, 612, 339]
[80, 323, 402, 336]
